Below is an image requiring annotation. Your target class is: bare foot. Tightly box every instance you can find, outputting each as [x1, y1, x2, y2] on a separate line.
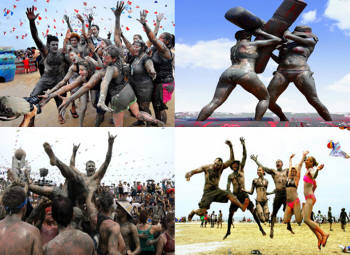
[322, 233, 330, 247]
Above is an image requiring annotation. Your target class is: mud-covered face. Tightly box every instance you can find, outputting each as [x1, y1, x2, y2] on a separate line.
[70, 37, 79, 48]
[69, 51, 79, 64]
[213, 158, 223, 169]
[133, 35, 142, 43]
[49, 41, 59, 53]
[86, 161, 96, 176]
[290, 167, 297, 177]
[91, 26, 99, 37]
[257, 167, 264, 177]
[276, 160, 283, 169]
[232, 162, 240, 172]
[158, 33, 168, 45]
[78, 65, 88, 80]
[102, 52, 115, 67]
[132, 42, 143, 56]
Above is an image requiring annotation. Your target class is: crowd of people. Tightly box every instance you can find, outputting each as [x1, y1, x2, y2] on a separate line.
[14, 47, 40, 74]
[1, 1, 175, 127]
[185, 138, 336, 250]
[0, 135, 175, 255]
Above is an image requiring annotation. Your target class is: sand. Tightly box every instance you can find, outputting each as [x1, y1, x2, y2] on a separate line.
[0, 72, 174, 127]
[176, 222, 350, 255]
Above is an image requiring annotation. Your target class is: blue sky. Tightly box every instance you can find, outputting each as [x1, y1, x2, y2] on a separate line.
[176, 0, 350, 114]
[176, 127, 350, 220]
[0, 128, 174, 185]
[0, 0, 174, 50]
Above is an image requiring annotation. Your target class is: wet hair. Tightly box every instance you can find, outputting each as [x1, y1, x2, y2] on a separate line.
[230, 160, 241, 170]
[97, 190, 114, 213]
[134, 34, 143, 41]
[161, 32, 175, 49]
[139, 209, 148, 224]
[163, 212, 174, 230]
[133, 40, 147, 52]
[105, 45, 122, 59]
[2, 186, 26, 215]
[52, 196, 73, 227]
[69, 32, 80, 42]
[215, 157, 223, 163]
[294, 25, 312, 33]
[47, 34, 59, 46]
[86, 160, 95, 166]
[308, 156, 318, 167]
[91, 24, 100, 31]
[102, 38, 112, 47]
[77, 59, 95, 78]
[235, 30, 251, 41]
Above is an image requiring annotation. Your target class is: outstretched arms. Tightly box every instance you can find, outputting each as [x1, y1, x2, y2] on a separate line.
[97, 66, 117, 112]
[250, 155, 275, 175]
[94, 132, 117, 181]
[185, 165, 207, 181]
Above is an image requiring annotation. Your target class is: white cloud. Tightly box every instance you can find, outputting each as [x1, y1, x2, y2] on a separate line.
[324, 0, 350, 30]
[176, 38, 234, 70]
[301, 10, 317, 24]
[327, 73, 350, 93]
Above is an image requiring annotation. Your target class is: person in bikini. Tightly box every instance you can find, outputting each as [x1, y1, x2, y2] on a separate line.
[303, 155, 329, 249]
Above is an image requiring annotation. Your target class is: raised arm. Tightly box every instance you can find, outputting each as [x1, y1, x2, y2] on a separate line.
[70, 143, 80, 167]
[284, 30, 317, 47]
[94, 132, 117, 181]
[185, 165, 207, 181]
[288, 154, 294, 178]
[63, 15, 73, 33]
[137, 10, 172, 59]
[250, 155, 275, 175]
[26, 6, 47, 56]
[121, 33, 136, 55]
[223, 140, 234, 169]
[97, 66, 117, 112]
[312, 163, 324, 179]
[154, 13, 164, 37]
[76, 14, 86, 39]
[112, 1, 125, 47]
[240, 137, 247, 169]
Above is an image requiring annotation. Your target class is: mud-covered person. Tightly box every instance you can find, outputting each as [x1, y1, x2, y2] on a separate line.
[0, 186, 42, 255]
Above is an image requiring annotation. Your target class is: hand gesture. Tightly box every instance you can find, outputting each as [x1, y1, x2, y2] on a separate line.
[225, 140, 232, 147]
[317, 164, 324, 171]
[38, 93, 54, 106]
[156, 13, 164, 23]
[137, 10, 148, 25]
[63, 14, 70, 24]
[185, 172, 191, 181]
[240, 137, 245, 145]
[97, 101, 114, 113]
[73, 143, 80, 153]
[112, 1, 125, 17]
[108, 131, 117, 144]
[26, 6, 39, 21]
[88, 14, 94, 24]
[58, 95, 70, 120]
[290, 153, 295, 159]
[76, 14, 84, 23]
[303, 151, 309, 157]
[250, 154, 258, 161]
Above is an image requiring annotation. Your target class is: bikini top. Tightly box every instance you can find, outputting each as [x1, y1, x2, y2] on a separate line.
[286, 178, 297, 188]
[303, 174, 316, 189]
[163, 232, 175, 252]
